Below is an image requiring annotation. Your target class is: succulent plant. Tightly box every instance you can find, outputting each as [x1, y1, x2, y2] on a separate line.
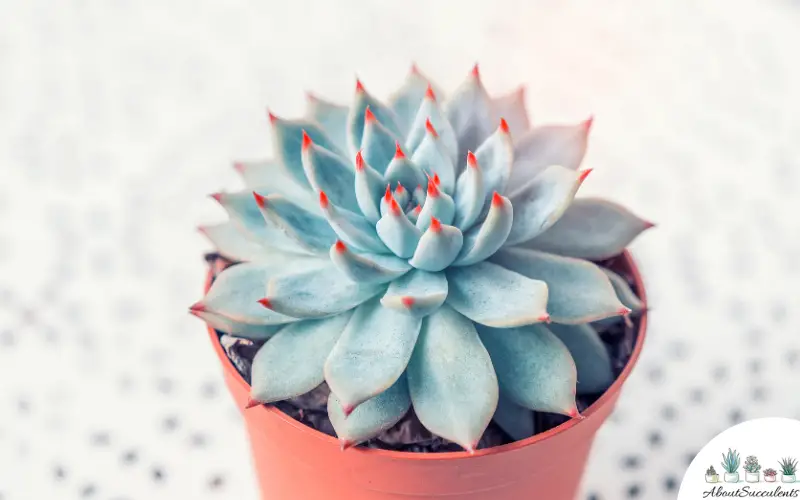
[191, 65, 652, 452]
[707, 465, 717, 476]
[765, 468, 778, 477]
[722, 449, 742, 473]
[744, 455, 762, 474]
[780, 457, 798, 475]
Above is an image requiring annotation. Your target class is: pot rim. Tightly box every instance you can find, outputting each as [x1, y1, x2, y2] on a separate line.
[205, 250, 649, 461]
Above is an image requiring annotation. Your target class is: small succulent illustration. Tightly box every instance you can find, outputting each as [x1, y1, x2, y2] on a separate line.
[744, 455, 762, 474]
[706, 465, 717, 476]
[764, 468, 778, 478]
[191, 65, 651, 451]
[722, 449, 742, 474]
[780, 457, 798, 475]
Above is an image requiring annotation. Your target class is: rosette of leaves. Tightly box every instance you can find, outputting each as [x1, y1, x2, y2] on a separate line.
[722, 449, 741, 473]
[744, 455, 761, 474]
[764, 468, 778, 478]
[706, 466, 717, 476]
[780, 458, 798, 476]
[191, 65, 652, 451]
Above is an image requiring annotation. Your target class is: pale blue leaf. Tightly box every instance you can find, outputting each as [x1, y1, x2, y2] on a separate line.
[380, 269, 448, 317]
[444, 68, 494, 165]
[389, 66, 442, 134]
[548, 323, 614, 396]
[411, 121, 456, 194]
[265, 264, 385, 319]
[375, 200, 422, 258]
[453, 193, 512, 267]
[198, 222, 266, 263]
[254, 193, 336, 254]
[505, 165, 588, 245]
[408, 220, 463, 272]
[446, 261, 549, 328]
[523, 198, 654, 260]
[406, 204, 422, 224]
[412, 183, 427, 207]
[233, 159, 319, 214]
[509, 120, 591, 186]
[383, 149, 426, 193]
[324, 298, 422, 411]
[493, 393, 535, 441]
[407, 305, 499, 452]
[406, 89, 458, 163]
[603, 268, 644, 312]
[301, 138, 359, 213]
[328, 375, 411, 448]
[416, 181, 455, 232]
[305, 93, 349, 152]
[250, 312, 352, 403]
[190, 308, 283, 340]
[319, 192, 389, 254]
[270, 115, 343, 188]
[452, 152, 484, 230]
[330, 240, 411, 284]
[354, 152, 385, 223]
[348, 84, 403, 155]
[477, 324, 578, 416]
[491, 247, 628, 324]
[475, 122, 513, 205]
[491, 87, 530, 137]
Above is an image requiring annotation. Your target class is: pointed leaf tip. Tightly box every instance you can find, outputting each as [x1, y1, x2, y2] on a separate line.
[429, 217, 442, 232]
[394, 141, 405, 159]
[425, 84, 436, 101]
[245, 398, 262, 410]
[267, 109, 278, 123]
[355, 151, 365, 171]
[340, 440, 355, 451]
[644, 220, 656, 229]
[390, 198, 402, 215]
[334, 240, 347, 253]
[467, 151, 478, 168]
[427, 178, 440, 197]
[233, 162, 245, 173]
[582, 115, 594, 132]
[356, 79, 365, 93]
[471, 63, 480, 78]
[301, 130, 313, 150]
[395, 183, 405, 193]
[258, 298, 273, 309]
[578, 169, 592, 184]
[410, 62, 420, 74]
[491, 191, 503, 206]
[342, 403, 355, 417]
[567, 407, 582, 419]
[539, 313, 551, 323]
[384, 184, 392, 201]
[619, 306, 632, 316]
[433, 173, 441, 186]
[425, 118, 438, 138]
[499, 118, 509, 133]
[319, 191, 329, 209]
[189, 301, 206, 313]
[401, 296, 415, 308]
[252, 191, 267, 208]
[364, 106, 376, 123]
[413, 204, 422, 214]
[210, 192, 223, 203]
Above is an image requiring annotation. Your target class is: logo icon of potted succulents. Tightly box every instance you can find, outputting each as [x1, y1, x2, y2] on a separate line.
[705, 465, 720, 483]
[722, 449, 741, 483]
[744, 455, 761, 483]
[780, 457, 798, 483]
[764, 468, 778, 483]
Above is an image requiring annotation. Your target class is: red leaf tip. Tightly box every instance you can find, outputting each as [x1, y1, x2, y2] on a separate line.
[618, 307, 633, 316]
[364, 106, 376, 123]
[413, 204, 422, 214]
[210, 192, 223, 203]
[189, 302, 206, 313]
[245, 398, 262, 410]
[355, 151, 365, 171]
[577, 169, 592, 184]
[429, 217, 442, 232]
[395, 183, 405, 194]
[433, 173, 441, 186]
[334, 240, 347, 253]
[410, 63, 420, 75]
[471, 63, 480, 78]
[233, 162, 245, 173]
[258, 298, 273, 309]
[466, 151, 478, 168]
[538, 313, 551, 323]
[267, 109, 278, 123]
[342, 403, 355, 417]
[390, 198, 401, 215]
[401, 296, 415, 308]
[643, 220, 657, 230]
[394, 141, 405, 159]
[253, 191, 267, 208]
[340, 440, 355, 451]
[301, 130, 313, 150]
[425, 84, 436, 101]
[425, 118, 438, 138]
[567, 407, 582, 419]
[384, 184, 392, 201]
[319, 191, 329, 209]
[355, 79, 365, 93]
[582, 115, 594, 132]
[491, 192, 503, 206]
[499, 118, 509, 133]
[427, 177, 440, 197]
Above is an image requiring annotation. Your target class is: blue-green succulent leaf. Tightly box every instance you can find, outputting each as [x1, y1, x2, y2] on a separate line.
[328, 375, 411, 448]
[384, 149, 426, 192]
[301, 138, 359, 213]
[191, 309, 283, 340]
[603, 268, 644, 312]
[522, 198, 653, 260]
[452, 153, 484, 230]
[305, 93, 349, 152]
[446, 261, 549, 327]
[505, 165, 587, 245]
[354, 152, 385, 223]
[412, 183, 427, 207]
[406, 90, 459, 163]
[250, 312, 352, 403]
[411, 121, 456, 194]
[319, 193, 389, 254]
[348, 83, 403, 154]
[444, 68, 494, 165]
[509, 120, 591, 186]
[407, 305, 499, 452]
[453, 193, 513, 267]
[254, 193, 337, 254]
[380, 269, 448, 317]
[416, 181, 455, 231]
[361, 111, 403, 174]
[389, 66, 434, 134]
[265, 264, 385, 319]
[548, 323, 614, 396]
[324, 297, 422, 411]
[330, 240, 411, 284]
[406, 204, 422, 224]
[409, 220, 464, 272]
[475, 122, 514, 204]
[394, 183, 410, 208]
[199, 262, 307, 324]
[493, 393, 535, 441]
[477, 324, 578, 416]
[270, 115, 343, 188]
[199, 222, 267, 263]
[234, 160, 320, 214]
[491, 87, 530, 137]
[491, 247, 627, 324]
[376, 201, 422, 258]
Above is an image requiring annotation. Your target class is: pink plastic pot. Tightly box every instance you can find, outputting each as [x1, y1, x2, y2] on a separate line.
[206, 251, 648, 500]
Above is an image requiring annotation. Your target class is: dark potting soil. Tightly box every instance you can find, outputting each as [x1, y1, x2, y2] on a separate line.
[205, 252, 643, 452]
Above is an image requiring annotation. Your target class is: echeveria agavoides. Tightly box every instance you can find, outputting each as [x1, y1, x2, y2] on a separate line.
[192, 64, 653, 451]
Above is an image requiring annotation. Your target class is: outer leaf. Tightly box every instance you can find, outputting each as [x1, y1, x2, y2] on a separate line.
[446, 261, 549, 327]
[444, 68, 494, 165]
[301, 139, 359, 213]
[491, 87, 530, 137]
[190, 309, 283, 340]
[362, 111, 403, 174]
[270, 115, 343, 188]
[452, 153, 484, 230]
[384, 151, 426, 193]
[348, 83, 403, 154]
[234, 160, 320, 214]
[265, 265, 385, 318]
[453, 193, 512, 267]
[509, 121, 591, 186]
[407, 305, 499, 452]
[548, 323, 614, 396]
[320, 193, 389, 253]
[328, 375, 411, 448]
[254, 193, 337, 253]
[477, 324, 578, 416]
[330, 241, 411, 284]
[411, 121, 456, 194]
[250, 312, 352, 403]
[409, 221, 463, 272]
[475, 122, 514, 204]
[493, 393, 535, 441]
[198, 222, 266, 263]
[406, 90, 458, 163]
[380, 269, 448, 317]
[505, 165, 586, 245]
[354, 153, 385, 223]
[491, 247, 627, 324]
[522, 198, 653, 260]
[324, 298, 423, 411]
[388, 66, 434, 134]
[603, 268, 644, 313]
[376, 200, 422, 258]
[305, 93, 349, 152]
[416, 181, 455, 231]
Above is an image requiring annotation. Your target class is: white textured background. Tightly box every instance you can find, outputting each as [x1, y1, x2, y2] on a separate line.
[2, 0, 800, 498]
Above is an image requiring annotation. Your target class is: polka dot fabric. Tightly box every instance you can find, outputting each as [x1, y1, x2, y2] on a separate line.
[2, 1, 799, 499]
